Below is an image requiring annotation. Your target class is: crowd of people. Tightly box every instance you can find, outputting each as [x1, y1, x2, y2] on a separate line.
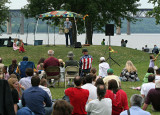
[1, 47, 160, 115]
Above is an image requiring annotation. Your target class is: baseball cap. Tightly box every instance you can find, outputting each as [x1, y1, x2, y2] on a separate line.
[107, 68, 114, 74]
[100, 57, 105, 61]
[82, 48, 88, 53]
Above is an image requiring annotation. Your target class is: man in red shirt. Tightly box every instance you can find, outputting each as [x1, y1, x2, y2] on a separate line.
[43, 50, 60, 87]
[65, 76, 89, 115]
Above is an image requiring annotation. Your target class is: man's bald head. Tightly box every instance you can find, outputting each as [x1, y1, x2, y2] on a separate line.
[48, 50, 54, 56]
[66, 18, 69, 21]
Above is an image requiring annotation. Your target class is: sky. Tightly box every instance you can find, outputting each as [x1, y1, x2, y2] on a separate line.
[6, 0, 155, 9]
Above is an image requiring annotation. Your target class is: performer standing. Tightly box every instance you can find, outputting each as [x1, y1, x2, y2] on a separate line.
[64, 18, 73, 47]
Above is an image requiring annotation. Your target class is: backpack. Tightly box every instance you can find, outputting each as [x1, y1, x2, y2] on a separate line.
[19, 61, 35, 78]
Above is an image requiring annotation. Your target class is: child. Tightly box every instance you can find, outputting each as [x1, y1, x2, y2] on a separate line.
[13, 39, 19, 51]
[149, 55, 158, 68]
[101, 39, 105, 45]
[3, 66, 10, 80]
[19, 39, 25, 53]
[59, 59, 65, 82]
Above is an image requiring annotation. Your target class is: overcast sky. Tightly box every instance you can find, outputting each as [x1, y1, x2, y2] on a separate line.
[6, 0, 155, 9]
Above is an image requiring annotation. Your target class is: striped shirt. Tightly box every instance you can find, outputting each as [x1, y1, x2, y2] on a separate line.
[79, 55, 93, 70]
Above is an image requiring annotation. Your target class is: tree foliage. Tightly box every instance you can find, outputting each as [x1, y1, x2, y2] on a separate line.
[22, 0, 140, 44]
[147, 0, 160, 24]
[0, 0, 9, 32]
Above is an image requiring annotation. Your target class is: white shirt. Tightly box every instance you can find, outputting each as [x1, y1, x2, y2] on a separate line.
[141, 82, 155, 97]
[86, 98, 112, 115]
[82, 83, 97, 101]
[155, 75, 160, 81]
[19, 76, 32, 89]
[99, 62, 110, 78]
[39, 85, 52, 100]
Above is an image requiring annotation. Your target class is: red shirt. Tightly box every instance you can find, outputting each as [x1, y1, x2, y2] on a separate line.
[65, 87, 89, 115]
[43, 57, 60, 76]
[105, 89, 129, 115]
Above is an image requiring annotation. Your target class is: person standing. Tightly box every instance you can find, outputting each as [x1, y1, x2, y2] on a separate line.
[64, 18, 73, 47]
[79, 48, 93, 77]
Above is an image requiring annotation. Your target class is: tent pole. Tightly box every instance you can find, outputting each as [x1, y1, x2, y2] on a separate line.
[74, 17, 78, 43]
[34, 18, 39, 46]
[54, 25, 55, 46]
[47, 20, 50, 46]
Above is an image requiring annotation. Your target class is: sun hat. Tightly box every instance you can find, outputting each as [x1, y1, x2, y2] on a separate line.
[107, 68, 114, 74]
[67, 51, 75, 57]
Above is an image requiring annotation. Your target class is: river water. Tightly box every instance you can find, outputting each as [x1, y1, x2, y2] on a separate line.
[0, 33, 160, 50]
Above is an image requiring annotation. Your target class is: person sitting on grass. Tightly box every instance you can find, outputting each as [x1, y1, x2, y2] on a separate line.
[3, 66, 10, 80]
[20, 76, 52, 115]
[19, 39, 25, 53]
[155, 68, 160, 81]
[19, 68, 33, 89]
[105, 79, 129, 115]
[52, 100, 73, 115]
[141, 74, 155, 99]
[101, 38, 105, 45]
[13, 39, 19, 51]
[65, 76, 89, 115]
[86, 84, 112, 115]
[120, 94, 151, 115]
[143, 80, 160, 112]
[120, 60, 139, 82]
[39, 78, 52, 100]
[103, 68, 121, 89]
[142, 67, 154, 84]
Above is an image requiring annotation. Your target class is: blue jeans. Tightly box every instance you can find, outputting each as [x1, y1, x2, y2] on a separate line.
[45, 103, 54, 115]
[65, 30, 72, 46]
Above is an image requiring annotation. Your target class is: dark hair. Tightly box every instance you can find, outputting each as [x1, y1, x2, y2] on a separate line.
[147, 67, 154, 74]
[148, 74, 155, 82]
[40, 78, 47, 86]
[25, 68, 34, 76]
[74, 76, 82, 86]
[121, 39, 124, 43]
[125, 40, 128, 43]
[10, 59, 17, 74]
[108, 79, 118, 94]
[156, 68, 160, 75]
[85, 74, 93, 83]
[53, 100, 73, 115]
[31, 76, 40, 86]
[150, 55, 154, 59]
[95, 78, 104, 87]
[3, 66, 7, 71]
[37, 58, 45, 65]
[103, 39, 105, 41]
[90, 68, 97, 74]
[91, 73, 96, 81]
[97, 85, 106, 101]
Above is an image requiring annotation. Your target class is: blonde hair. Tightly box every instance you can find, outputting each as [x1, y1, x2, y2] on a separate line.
[8, 78, 18, 89]
[125, 60, 137, 72]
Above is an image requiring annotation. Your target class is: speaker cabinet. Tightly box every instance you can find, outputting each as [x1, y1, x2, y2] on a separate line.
[74, 42, 82, 48]
[105, 24, 114, 36]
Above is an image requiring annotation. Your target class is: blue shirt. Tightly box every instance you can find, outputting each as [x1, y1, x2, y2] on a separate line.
[64, 21, 72, 29]
[120, 106, 151, 115]
[22, 86, 52, 115]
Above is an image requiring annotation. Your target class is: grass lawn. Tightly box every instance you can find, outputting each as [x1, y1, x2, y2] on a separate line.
[1, 45, 159, 114]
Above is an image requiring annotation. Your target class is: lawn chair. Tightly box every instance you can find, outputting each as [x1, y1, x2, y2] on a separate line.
[45, 66, 60, 87]
[65, 66, 79, 88]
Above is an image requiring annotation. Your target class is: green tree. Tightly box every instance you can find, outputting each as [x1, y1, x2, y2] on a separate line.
[0, 0, 9, 32]
[22, 0, 140, 44]
[147, 0, 160, 24]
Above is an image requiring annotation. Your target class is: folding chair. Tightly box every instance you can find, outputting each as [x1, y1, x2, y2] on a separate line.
[65, 66, 79, 88]
[45, 66, 60, 87]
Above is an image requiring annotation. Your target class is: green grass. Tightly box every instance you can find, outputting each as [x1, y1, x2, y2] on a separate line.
[1, 45, 159, 115]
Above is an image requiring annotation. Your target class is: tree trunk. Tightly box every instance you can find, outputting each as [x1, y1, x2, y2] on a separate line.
[72, 21, 77, 45]
[86, 19, 93, 45]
